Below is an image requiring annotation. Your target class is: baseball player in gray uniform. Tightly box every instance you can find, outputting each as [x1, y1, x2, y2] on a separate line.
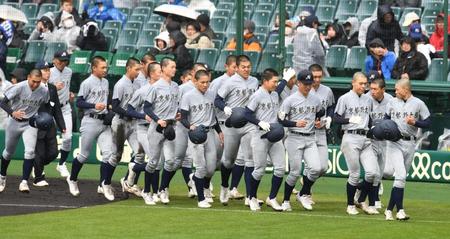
[363, 77, 393, 209]
[244, 69, 285, 211]
[48, 51, 73, 178]
[334, 72, 380, 215]
[134, 53, 156, 88]
[214, 55, 258, 205]
[278, 70, 324, 211]
[209, 55, 246, 200]
[180, 69, 223, 208]
[0, 77, 12, 129]
[162, 63, 207, 199]
[99, 57, 144, 201]
[127, 58, 179, 205]
[126, 62, 161, 201]
[0, 69, 49, 192]
[66, 56, 113, 199]
[384, 79, 431, 221]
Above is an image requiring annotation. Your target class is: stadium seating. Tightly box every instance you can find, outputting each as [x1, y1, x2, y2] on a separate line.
[135, 46, 154, 60]
[325, 45, 348, 69]
[214, 50, 235, 72]
[69, 50, 93, 74]
[6, 48, 21, 73]
[109, 52, 134, 75]
[24, 41, 46, 63]
[21, 3, 38, 19]
[93, 51, 114, 64]
[103, 20, 122, 31]
[43, 42, 67, 63]
[197, 48, 219, 64]
[427, 59, 448, 82]
[37, 3, 57, 18]
[115, 29, 139, 49]
[344, 46, 367, 70]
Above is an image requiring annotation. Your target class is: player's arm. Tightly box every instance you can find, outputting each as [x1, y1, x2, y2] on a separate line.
[413, 102, 432, 128]
[0, 95, 13, 115]
[214, 95, 226, 111]
[143, 101, 160, 122]
[126, 104, 145, 119]
[244, 107, 260, 125]
[213, 117, 222, 134]
[76, 96, 95, 109]
[276, 68, 296, 96]
[277, 100, 296, 127]
[50, 85, 66, 131]
[111, 98, 127, 116]
[179, 109, 190, 129]
[333, 113, 350, 124]
[411, 116, 431, 128]
[333, 97, 350, 124]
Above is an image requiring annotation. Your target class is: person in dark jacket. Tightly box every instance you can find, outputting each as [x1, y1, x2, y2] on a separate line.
[75, 20, 107, 51]
[54, 0, 83, 28]
[366, 4, 403, 52]
[342, 17, 360, 48]
[197, 13, 215, 39]
[169, 30, 193, 72]
[33, 60, 66, 187]
[392, 36, 428, 80]
[322, 22, 345, 48]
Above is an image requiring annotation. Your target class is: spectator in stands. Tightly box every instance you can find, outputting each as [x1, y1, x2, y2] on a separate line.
[169, 30, 193, 72]
[358, 11, 377, 47]
[269, 12, 295, 46]
[113, 0, 138, 9]
[289, 5, 314, 28]
[0, 18, 14, 74]
[9, 67, 26, 84]
[364, 38, 396, 80]
[409, 23, 435, 65]
[55, 0, 83, 28]
[430, 14, 450, 55]
[321, 22, 345, 49]
[54, 12, 81, 54]
[292, 15, 326, 75]
[149, 31, 170, 56]
[75, 20, 107, 51]
[9, 23, 26, 49]
[226, 20, 262, 52]
[366, 4, 403, 52]
[403, 12, 429, 39]
[185, 21, 214, 49]
[342, 17, 360, 48]
[188, 0, 216, 18]
[168, 0, 188, 6]
[392, 37, 428, 80]
[28, 12, 56, 41]
[197, 13, 215, 40]
[83, 0, 126, 26]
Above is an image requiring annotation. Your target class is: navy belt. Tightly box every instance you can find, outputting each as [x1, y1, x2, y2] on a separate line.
[401, 135, 415, 141]
[14, 118, 29, 122]
[290, 131, 314, 136]
[88, 113, 106, 120]
[118, 114, 133, 121]
[218, 121, 225, 125]
[345, 129, 367, 136]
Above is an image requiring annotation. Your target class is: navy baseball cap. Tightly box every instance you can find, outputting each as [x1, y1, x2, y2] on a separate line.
[297, 70, 313, 84]
[409, 23, 422, 41]
[35, 60, 52, 70]
[54, 50, 70, 61]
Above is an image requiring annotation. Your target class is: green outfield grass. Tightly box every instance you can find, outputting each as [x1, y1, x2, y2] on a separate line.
[1, 160, 450, 239]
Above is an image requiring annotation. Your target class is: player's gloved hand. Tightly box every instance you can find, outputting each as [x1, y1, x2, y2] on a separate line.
[224, 106, 233, 116]
[324, 116, 332, 129]
[258, 121, 271, 131]
[349, 115, 362, 124]
[283, 67, 296, 81]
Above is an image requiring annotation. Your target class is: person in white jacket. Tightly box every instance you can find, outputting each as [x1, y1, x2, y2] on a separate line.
[54, 11, 81, 54]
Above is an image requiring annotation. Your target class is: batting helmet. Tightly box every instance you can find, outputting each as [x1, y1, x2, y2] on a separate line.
[261, 123, 285, 143]
[228, 107, 248, 128]
[372, 119, 401, 141]
[188, 125, 208, 144]
[29, 112, 54, 130]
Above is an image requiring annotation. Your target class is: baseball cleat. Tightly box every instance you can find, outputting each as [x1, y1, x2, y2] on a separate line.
[56, 163, 70, 177]
[97, 186, 103, 194]
[33, 180, 49, 187]
[198, 199, 212, 208]
[0, 175, 6, 192]
[346, 205, 359, 215]
[291, 188, 299, 195]
[396, 209, 410, 221]
[281, 201, 292, 212]
[130, 185, 142, 197]
[66, 177, 80, 196]
[375, 201, 383, 209]
[19, 180, 30, 193]
[385, 210, 394, 221]
[364, 206, 380, 215]
[153, 193, 161, 203]
[244, 197, 250, 206]
[142, 192, 156, 205]
[266, 197, 283, 212]
[229, 187, 245, 199]
[159, 189, 170, 204]
[249, 197, 261, 211]
[204, 188, 214, 203]
[101, 182, 115, 201]
[219, 186, 230, 205]
[188, 188, 197, 198]
[120, 177, 130, 193]
[126, 162, 136, 186]
[297, 194, 313, 211]
[358, 201, 369, 211]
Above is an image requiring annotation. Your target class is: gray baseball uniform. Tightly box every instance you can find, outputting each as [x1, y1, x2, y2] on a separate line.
[2, 81, 49, 161]
[280, 91, 322, 186]
[247, 87, 285, 181]
[76, 74, 112, 164]
[335, 90, 379, 186]
[217, 73, 258, 169]
[310, 84, 334, 176]
[180, 88, 218, 179]
[144, 79, 179, 173]
[367, 92, 393, 184]
[134, 72, 148, 88]
[171, 80, 195, 172]
[48, 66, 73, 152]
[279, 84, 298, 103]
[385, 96, 430, 188]
[109, 75, 144, 167]
[0, 79, 12, 129]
